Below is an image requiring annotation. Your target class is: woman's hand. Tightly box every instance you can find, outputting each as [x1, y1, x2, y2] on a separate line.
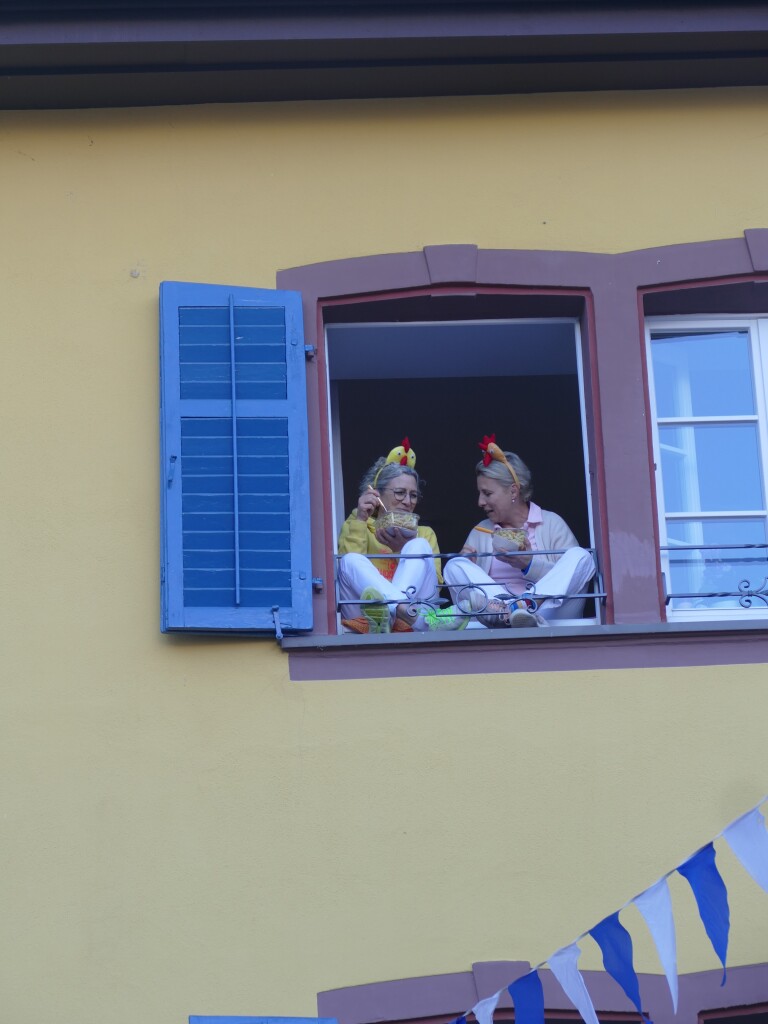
[356, 488, 381, 521]
[375, 525, 408, 553]
[495, 534, 533, 571]
[459, 545, 477, 561]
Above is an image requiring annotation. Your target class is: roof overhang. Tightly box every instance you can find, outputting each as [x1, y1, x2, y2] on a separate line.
[3, 2, 768, 109]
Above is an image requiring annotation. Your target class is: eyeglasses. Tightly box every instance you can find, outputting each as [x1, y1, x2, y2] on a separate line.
[384, 487, 421, 503]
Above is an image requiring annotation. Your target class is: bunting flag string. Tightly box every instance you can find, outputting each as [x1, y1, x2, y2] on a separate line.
[449, 795, 768, 1024]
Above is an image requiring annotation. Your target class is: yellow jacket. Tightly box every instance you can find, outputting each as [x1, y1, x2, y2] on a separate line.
[337, 512, 443, 584]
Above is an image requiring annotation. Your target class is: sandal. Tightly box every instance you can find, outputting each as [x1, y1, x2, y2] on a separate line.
[469, 592, 540, 629]
[342, 616, 413, 634]
[508, 606, 544, 628]
[476, 596, 514, 629]
[360, 587, 391, 633]
[421, 604, 470, 631]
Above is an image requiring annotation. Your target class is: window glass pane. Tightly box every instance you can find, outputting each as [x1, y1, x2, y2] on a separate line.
[659, 424, 764, 512]
[666, 518, 768, 611]
[651, 331, 754, 417]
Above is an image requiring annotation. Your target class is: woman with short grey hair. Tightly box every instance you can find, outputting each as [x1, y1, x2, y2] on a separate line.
[443, 436, 595, 628]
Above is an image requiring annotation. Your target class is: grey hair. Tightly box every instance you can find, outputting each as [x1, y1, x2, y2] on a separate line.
[476, 450, 533, 502]
[359, 458, 421, 496]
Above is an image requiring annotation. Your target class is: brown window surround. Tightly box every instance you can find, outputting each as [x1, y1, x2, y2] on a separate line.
[701, 1004, 768, 1023]
[316, 960, 768, 1024]
[277, 233, 768, 680]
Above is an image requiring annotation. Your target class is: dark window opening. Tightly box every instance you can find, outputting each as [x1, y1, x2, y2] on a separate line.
[324, 292, 597, 625]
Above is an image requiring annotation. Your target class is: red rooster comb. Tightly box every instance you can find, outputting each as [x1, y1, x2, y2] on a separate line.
[478, 433, 496, 467]
[476, 434, 521, 487]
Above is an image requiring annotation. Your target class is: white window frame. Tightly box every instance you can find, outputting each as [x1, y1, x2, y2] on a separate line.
[646, 314, 768, 621]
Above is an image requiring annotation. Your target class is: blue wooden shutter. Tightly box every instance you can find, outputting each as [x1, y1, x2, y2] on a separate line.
[160, 282, 312, 633]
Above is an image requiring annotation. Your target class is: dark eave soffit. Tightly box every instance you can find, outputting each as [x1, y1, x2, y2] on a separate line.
[2, 2, 768, 109]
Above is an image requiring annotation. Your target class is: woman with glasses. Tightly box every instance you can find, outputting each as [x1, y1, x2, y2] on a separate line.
[337, 440, 447, 633]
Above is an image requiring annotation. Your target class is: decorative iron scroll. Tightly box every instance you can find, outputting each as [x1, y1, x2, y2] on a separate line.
[661, 542, 768, 609]
[665, 577, 768, 608]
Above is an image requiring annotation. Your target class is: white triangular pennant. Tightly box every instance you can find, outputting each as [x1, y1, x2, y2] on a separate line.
[723, 806, 768, 893]
[633, 877, 678, 1012]
[472, 990, 501, 1024]
[548, 942, 599, 1024]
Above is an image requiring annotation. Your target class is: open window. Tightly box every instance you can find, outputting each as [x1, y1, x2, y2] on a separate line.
[323, 295, 599, 633]
[645, 315, 768, 620]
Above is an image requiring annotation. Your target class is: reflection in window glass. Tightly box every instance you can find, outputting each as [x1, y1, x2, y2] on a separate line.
[659, 424, 763, 513]
[666, 519, 768, 610]
[651, 331, 754, 417]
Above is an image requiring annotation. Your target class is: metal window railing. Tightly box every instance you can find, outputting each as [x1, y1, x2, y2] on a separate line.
[660, 542, 768, 609]
[335, 547, 605, 624]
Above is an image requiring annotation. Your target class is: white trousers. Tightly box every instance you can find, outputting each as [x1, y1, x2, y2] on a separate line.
[338, 538, 439, 621]
[443, 547, 595, 622]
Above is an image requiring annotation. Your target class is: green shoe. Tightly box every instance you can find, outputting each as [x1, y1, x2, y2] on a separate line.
[361, 587, 391, 633]
[422, 604, 470, 631]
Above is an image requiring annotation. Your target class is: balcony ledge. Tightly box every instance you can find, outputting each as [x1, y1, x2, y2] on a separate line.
[281, 616, 768, 650]
[282, 616, 768, 680]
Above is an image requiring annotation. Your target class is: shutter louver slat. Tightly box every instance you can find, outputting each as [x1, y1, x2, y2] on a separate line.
[228, 296, 241, 607]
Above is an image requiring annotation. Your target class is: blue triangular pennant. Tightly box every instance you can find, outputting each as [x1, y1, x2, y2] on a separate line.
[508, 971, 545, 1024]
[678, 842, 730, 984]
[590, 911, 651, 1021]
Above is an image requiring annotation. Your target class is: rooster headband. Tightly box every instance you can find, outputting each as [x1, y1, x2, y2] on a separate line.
[477, 434, 521, 488]
[372, 437, 416, 489]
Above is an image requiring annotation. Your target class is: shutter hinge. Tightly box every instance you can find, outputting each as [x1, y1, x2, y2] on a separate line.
[312, 577, 324, 592]
[271, 606, 284, 640]
[167, 454, 178, 486]
[160, 564, 165, 583]
[304, 344, 316, 359]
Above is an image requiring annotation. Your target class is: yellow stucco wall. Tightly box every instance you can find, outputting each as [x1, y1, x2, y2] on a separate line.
[2, 88, 768, 1024]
